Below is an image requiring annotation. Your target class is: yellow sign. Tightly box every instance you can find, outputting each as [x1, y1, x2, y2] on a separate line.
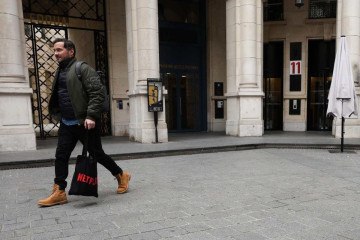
[147, 78, 163, 112]
[148, 85, 159, 106]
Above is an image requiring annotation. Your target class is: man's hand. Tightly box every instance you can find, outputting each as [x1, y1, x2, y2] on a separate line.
[84, 119, 96, 129]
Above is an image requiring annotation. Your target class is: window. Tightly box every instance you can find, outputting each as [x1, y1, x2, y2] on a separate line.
[158, 0, 200, 25]
[264, 0, 283, 21]
[309, 0, 337, 19]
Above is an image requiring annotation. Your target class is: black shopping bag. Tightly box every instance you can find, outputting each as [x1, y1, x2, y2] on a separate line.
[69, 132, 98, 197]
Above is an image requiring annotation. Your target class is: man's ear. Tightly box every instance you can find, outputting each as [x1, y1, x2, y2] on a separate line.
[69, 49, 75, 58]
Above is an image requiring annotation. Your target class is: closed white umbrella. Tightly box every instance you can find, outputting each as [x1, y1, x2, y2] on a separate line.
[326, 36, 358, 152]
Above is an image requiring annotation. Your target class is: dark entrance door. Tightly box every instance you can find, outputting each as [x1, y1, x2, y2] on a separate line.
[161, 67, 201, 131]
[307, 39, 335, 130]
[263, 41, 284, 130]
[159, 0, 206, 132]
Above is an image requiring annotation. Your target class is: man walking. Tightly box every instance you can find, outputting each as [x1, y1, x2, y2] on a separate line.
[38, 38, 131, 207]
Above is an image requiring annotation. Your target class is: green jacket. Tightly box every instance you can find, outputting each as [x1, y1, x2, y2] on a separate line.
[49, 58, 105, 124]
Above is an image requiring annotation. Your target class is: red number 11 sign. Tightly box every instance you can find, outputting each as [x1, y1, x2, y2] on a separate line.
[290, 60, 301, 75]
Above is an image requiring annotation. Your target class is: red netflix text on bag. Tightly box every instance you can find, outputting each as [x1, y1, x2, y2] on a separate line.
[77, 173, 98, 185]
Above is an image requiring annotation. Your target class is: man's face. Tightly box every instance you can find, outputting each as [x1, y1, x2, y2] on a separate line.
[54, 42, 74, 63]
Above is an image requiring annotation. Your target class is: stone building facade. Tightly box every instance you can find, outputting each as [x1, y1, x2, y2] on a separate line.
[0, 0, 359, 151]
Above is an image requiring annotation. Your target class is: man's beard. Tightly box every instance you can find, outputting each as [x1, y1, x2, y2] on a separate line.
[59, 57, 73, 69]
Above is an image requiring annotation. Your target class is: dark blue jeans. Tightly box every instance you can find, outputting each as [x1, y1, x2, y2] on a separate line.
[54, 121, 122, 190]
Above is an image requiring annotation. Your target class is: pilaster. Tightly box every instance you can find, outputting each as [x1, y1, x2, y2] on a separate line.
[0, 0, 36, 151]
[225, 0, 264, 137]
[125, 0, 168, 143]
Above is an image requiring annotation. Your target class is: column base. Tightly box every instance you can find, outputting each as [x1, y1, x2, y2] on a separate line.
[226, 94, 264, 137]
[129, 122, 168, 143]
[128, 89, 168, 143]
[239, 120, 264, 137]
[226, 120, 239, 136]
[0, 88, 36, 151]
[0, 128, 36, 151]
[226, 120, 264, 137]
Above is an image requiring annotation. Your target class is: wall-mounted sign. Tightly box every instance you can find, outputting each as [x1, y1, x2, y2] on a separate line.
[24, 13, 69, 26]
[290, 60, 301, 75]
[147, 78, 163, 112]
[290, 42, 302, 92]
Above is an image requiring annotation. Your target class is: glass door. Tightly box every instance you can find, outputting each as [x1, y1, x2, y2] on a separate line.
[263, 77, 283, 130]
[263, 41, 283, 130]
[162, 68, 200, 131]
[308, 71, 333, 130]
[307, 39, 335, 130]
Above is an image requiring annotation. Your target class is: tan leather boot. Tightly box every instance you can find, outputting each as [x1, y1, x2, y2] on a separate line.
[38, 184, 68, 207]
[116, 171, 131, 194]
[51, 184, 56, 194]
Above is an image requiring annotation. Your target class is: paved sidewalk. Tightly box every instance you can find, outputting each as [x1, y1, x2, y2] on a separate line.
[1, 148, 360, 240]
[1, 131, 360, 168]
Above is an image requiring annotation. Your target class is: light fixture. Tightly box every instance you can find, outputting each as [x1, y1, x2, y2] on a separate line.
[295, 0, 304, 8]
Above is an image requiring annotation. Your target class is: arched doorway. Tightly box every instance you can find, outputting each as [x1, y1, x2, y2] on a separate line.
[22, 0, 110, 138]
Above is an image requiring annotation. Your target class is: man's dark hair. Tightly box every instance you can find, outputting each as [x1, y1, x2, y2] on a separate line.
[53, 38, 76, 56]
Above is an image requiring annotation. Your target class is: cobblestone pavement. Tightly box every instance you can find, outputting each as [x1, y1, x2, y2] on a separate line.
[1, 148, 360, 240]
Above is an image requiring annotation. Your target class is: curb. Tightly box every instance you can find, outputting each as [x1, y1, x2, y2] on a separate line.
[0, 143, 358, 170]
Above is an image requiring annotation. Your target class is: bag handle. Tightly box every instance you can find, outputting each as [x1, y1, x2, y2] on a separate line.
[82, 130, 89, 157]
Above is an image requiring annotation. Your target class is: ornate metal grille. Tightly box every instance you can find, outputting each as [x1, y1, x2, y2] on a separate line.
[309, 0, 337, 19]
[25, 25, 67, 138]
[24, 0, 110, 138]
[95, 31, 111, 135]
[22, 0, 104, 21]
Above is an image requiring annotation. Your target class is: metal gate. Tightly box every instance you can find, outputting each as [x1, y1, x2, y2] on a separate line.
[23, 0, 110, 138]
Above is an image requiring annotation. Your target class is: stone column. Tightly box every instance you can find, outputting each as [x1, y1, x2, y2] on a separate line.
[0, 0, 36, 151]
[125, 0, 168, 143]
[334, 0, 360, 138]
[225, 0, 264, 137]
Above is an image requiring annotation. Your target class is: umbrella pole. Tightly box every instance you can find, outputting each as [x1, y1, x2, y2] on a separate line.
[341, 116, 344, 152]
[341, 99, 344, 153]
[340, 100, 344, 153]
